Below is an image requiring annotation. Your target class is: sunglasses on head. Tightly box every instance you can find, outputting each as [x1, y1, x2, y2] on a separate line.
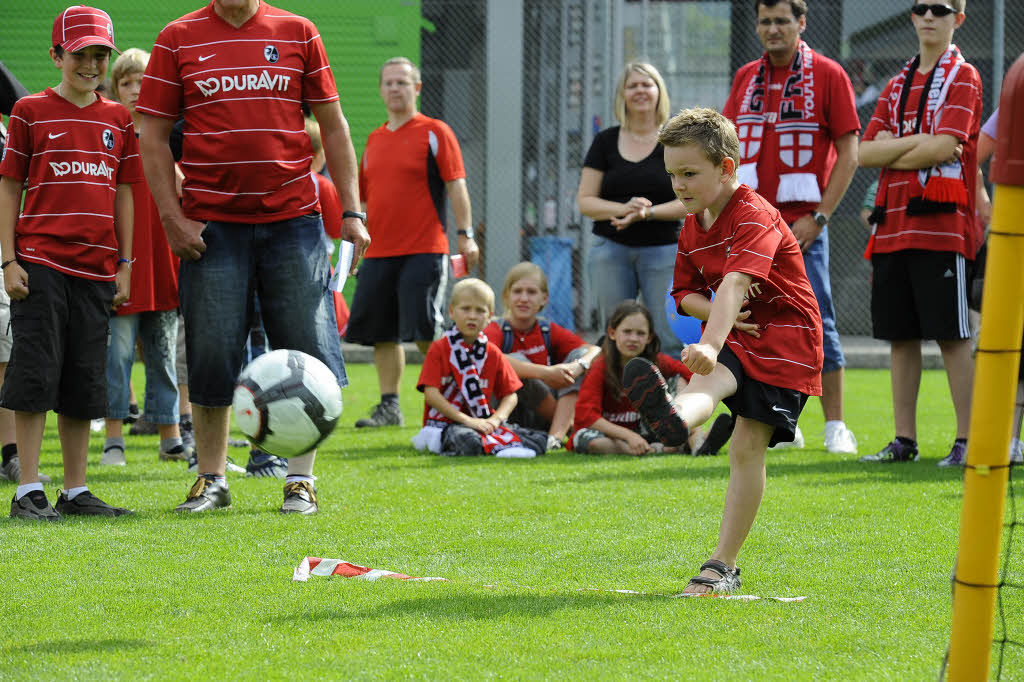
[911, 3, 957, 17]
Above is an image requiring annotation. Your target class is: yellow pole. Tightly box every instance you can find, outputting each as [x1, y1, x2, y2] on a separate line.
[947, 52, 1024, 680]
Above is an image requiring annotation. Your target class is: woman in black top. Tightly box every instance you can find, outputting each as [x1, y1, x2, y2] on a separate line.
[577, 62, 688, 355]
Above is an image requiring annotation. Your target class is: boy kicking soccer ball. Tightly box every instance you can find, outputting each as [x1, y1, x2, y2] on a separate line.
[624, 107, 823, 593]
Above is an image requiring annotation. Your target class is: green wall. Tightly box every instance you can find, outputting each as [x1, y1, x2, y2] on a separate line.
[1, 0, 422, 155]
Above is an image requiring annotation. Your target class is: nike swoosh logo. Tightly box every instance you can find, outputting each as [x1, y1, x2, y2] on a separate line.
[770, 405, 791, 415]
[48, 132, 67, 139]
[198, 54, 215, 62]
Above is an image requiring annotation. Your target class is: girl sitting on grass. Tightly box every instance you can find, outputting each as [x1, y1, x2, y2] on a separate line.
[568, 301, 732, 455]
[482, 262, 600, 450]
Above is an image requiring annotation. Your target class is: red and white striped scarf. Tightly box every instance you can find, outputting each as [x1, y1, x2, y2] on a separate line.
[865, 45, 969, 257]
[735, 41, 822, 204]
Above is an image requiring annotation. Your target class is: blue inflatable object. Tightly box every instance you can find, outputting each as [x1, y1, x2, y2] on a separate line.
[665, 289, 702, 346]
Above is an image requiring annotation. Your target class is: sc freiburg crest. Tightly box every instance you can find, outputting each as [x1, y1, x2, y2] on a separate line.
[102, 129, 115, 150]
[264, 45, 279, 63]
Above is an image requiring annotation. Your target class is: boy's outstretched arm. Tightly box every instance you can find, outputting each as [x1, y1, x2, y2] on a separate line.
[683, 271, 751, 376]
[0, 177, 27, 299]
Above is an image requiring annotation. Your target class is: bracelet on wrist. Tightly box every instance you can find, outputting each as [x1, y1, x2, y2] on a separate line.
[1, 259, 15, 270]
[117, 257, 134, 268]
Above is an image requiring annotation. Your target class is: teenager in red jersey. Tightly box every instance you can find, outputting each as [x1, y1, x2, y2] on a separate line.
[0, 6, 142, 520]
[858, 0, 980, 467]
[624, 107, 823, 593]
[722, 0, 860, 454]
[414, 279, 546, 458]
[482, 262, 600, 449]
[137, 0, 370, 515]
[569, 301, 731, 456]
[347, 57, 478, 429]
[99, 47, 190, 467]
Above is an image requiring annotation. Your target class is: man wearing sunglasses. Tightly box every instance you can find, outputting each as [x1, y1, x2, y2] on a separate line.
[722, 0, 860, 456]
[859, 1, 981, 467]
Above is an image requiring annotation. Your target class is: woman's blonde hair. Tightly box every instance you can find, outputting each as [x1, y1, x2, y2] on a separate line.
[613, 62, 671, 128]
[500, 262, 548, 314]
[109, 48, 149, 104]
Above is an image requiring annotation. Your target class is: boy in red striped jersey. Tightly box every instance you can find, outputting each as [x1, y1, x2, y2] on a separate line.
[0, 6, 143, 520]
[624, 107, 823, 593]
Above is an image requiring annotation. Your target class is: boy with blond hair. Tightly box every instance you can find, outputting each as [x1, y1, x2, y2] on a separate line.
[414, 279, 547, 458]
[624, 107, 823, 592]
[0, 6, 142, 520]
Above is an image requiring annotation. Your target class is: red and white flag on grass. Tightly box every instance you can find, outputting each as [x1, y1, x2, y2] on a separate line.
[292, 557, 805, 602]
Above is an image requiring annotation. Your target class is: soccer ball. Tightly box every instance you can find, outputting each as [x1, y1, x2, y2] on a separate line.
[232, 349, 342, 457]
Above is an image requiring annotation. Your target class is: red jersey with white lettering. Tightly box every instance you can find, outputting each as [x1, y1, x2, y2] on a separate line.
[117, 178, 179, 315]
[863, 65, 982, 257]
[671, 185, 822, 395]
[481, 319, 586, 366]
[569, 352, 691, 448]
[0, 89, 143, 281]
[417, 335, 523, 426]
[723, 54, 859, 226]
[136, 2, 336, 223]
[359, 113, 466, 258]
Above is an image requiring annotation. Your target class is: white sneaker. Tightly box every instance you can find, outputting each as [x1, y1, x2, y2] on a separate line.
[100, 443, 127, 466]
[824, 423, 858, 454]
[770, 425, 804, 450]
[1011, 438, 1023, 464]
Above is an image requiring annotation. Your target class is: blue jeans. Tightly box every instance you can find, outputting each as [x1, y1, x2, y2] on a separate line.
[106, 310, 179, 423]
[588, 238, 681, 355]
[803, 226, 845, 373]
[179, 215, 346, 406]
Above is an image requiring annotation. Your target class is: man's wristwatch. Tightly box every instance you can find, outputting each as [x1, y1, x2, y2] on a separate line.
[812, 212, 829, 228]
[457, 228, 475, 239]
[342, 210, 366, 222]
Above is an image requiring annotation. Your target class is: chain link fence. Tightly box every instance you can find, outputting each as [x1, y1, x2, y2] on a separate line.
[421, 0, 1024, 338]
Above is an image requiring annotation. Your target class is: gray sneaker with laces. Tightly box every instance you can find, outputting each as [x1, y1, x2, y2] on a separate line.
[10, 490, 61, 521]
[281, 480, 318, 514]
[0, 457, 51, 483]
[355, 401, 404, 428]
[55, 490, 133, 516]
[174, 476, 232, 513]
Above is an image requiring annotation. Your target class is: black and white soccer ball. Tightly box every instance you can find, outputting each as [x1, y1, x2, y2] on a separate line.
[232, 349, 342, 457]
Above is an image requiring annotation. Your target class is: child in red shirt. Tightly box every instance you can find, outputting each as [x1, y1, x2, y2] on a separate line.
[414, 278, 547, 458]
[625, 107, 823, 594]
[483, 262, 599, 449]
[570, 301, 731, 456]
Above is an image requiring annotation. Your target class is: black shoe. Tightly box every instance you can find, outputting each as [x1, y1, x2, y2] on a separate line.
[622, 358, 689, 447]
[174, 476, 232, 513]
[246, 450, 288, 478]
[10, 490, 61, 521]
[355, 401, 404, 428]
[123, 403, 141, 425]
[129, 418, 159, 436]
[55, 490, 133, 516]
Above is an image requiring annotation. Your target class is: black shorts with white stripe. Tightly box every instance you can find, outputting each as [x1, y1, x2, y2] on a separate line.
[871, 249, 971, 341]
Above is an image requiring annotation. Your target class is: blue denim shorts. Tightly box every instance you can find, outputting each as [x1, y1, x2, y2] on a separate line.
[802, 226, 845, 373]
[179, 215, 346, 406]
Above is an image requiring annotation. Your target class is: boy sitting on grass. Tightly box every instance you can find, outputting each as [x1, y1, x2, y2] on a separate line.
[414, 278, 547, 458]
[624, 107, 823, 593]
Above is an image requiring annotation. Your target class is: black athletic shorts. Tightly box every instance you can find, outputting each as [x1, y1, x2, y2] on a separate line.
[717, 344, 810, 448]
[871, 249, 971, 341]
[0, 262, 114, 418]
[345, 254, 448, 345]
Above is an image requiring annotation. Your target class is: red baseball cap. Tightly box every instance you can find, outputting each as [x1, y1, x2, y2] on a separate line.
[52, 6, 119, 53]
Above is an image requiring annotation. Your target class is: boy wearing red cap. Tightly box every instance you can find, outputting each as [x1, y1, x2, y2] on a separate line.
[0, 6, 144, 520]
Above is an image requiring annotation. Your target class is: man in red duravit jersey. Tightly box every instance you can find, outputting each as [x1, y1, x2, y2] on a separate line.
[136, 0, 370, 516]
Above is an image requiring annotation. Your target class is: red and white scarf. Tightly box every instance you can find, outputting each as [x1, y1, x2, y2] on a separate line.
[735, 41, 822, 204]
[416, 328, 535, 457]
[865, 45, 969, 256]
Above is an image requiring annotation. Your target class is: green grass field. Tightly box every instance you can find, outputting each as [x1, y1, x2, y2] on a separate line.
[1, 364, 1021, 680]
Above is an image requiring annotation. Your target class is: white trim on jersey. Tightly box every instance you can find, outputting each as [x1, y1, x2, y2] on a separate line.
[187, 187, 274, 196]
[725, 339, 819, 371]
[27, 181, 116, 192]
[20, 212, 113, 219]
[166, 37, 320, 51]
[183, 128, 306, 136]
[181, 156, 311, 166]
[16, 252, 116, 280]
[142, 74, 182, 87]
[187, 65, 303, 78]
[184, 96, 303, 111]
[20, 117, 129, 132]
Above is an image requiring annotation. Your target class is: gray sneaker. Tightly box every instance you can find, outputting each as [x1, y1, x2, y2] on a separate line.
[55, 490, 133, 516]
[100, 443, 127, 466]
[10, 490, 61, 521]
[355, 401, 404, 428]
[246, 450, 288, 478]
[158, 444, 192, 462]
[281, 480, 318, 515]
[2, 456, 50, 483]
[174, 476, 231, 513]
